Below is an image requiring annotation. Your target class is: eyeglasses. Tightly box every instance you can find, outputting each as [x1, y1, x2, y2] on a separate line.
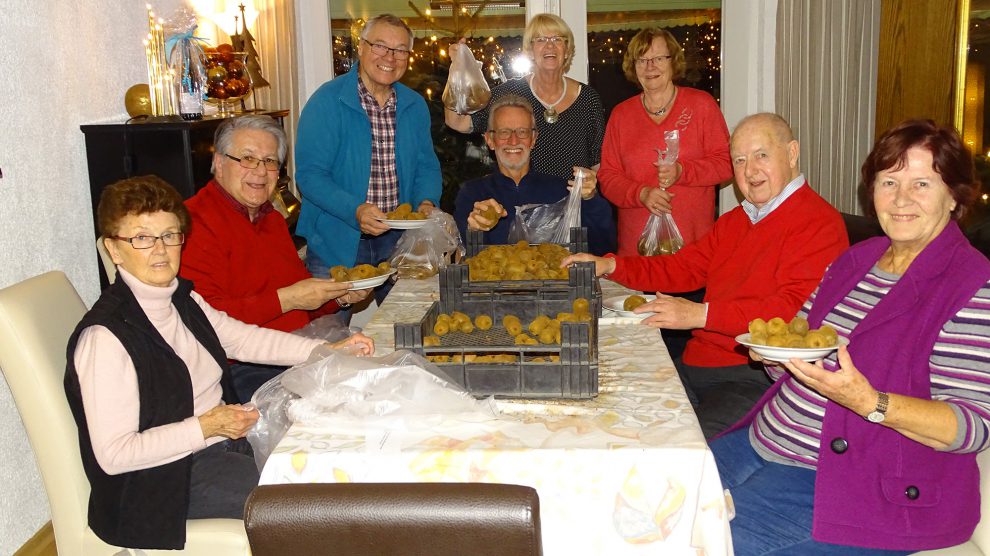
[490, 127, 536, 140]
[110, 233, 186, 249]
[635, 55, 673, 67]
[532, 35, 567, 46]
[361, 38, 412, 60]
[224, 153, 281, 172]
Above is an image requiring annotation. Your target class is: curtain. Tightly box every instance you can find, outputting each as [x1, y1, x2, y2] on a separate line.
[253, 0, 302, 187]
[775, 0, 880, 215]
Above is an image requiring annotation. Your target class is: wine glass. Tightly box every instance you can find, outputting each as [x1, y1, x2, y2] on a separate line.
[204, 51, 253, 116]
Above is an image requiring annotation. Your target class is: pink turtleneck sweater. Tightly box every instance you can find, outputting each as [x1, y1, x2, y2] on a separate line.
[73, 268, 324, 475]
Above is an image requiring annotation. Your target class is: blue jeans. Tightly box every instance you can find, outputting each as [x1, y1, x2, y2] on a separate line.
[305, 230, 401, 305]
[710, 429, 912, 556]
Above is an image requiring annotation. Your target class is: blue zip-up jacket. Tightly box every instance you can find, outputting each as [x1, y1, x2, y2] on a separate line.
[295, 64, 442, 267]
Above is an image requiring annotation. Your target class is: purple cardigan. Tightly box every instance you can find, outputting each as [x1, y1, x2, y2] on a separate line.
[727, 221, 990, 550]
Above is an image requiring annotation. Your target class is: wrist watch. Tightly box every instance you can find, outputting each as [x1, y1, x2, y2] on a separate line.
[866, 391, 889, 423]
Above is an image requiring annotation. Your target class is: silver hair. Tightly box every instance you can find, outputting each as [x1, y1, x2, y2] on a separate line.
[487, 94, 536, 131]
[211, 115, 287, 173]
[360, 14, 414, 50]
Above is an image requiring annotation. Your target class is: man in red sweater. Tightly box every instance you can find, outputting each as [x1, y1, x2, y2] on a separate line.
[565, 113, 848, 438]
[181, 115, 370, 401]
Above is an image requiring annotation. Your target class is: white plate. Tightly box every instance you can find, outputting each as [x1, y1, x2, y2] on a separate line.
[735, 333, 848, 362]
[377, 218, 429, 230]
[603, 294, 657, 318]
[346, 269, 397, 290]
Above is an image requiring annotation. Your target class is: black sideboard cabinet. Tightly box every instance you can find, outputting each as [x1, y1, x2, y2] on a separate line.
[80, 109, 289, 288]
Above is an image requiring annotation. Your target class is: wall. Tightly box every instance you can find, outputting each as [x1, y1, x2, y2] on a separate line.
[0, 0, 183, 551]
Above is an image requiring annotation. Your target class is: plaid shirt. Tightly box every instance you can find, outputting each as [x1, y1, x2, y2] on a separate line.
[358, 78, 400, 212]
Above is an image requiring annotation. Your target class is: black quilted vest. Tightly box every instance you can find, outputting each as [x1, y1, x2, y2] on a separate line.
[64, 277, 237, 549]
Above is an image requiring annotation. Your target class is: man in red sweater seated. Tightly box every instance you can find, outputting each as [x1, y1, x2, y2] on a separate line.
[564, 113, 848, 438]
[181, 115, 370, 402]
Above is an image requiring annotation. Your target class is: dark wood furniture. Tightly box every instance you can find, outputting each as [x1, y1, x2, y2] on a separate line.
[80, 109, 289, 288]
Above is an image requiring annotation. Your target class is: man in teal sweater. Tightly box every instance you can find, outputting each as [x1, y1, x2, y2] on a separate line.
[295, 14, 441, 304]
[565, 113, 849, 437]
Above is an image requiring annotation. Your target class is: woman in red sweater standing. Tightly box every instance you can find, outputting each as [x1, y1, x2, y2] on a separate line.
[598, 28, 732, 255]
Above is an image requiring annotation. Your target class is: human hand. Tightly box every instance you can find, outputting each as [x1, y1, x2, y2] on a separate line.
[336, 287, 371, 306]
[639, 186, 674, 215]
[655, 161, 682, 188]
[781, 345, 877, 416]
[417, 200, 436, 216]
[568, 166, 598, 200]
[636, 293, 707, 330]
[278, 278, 353, 312]
[357, 203, 390, 235]
[329, 332, 375, 356]
[198, 403, 259, 440]
[467, 199, 506, 231]
[560, 252, 616, 277]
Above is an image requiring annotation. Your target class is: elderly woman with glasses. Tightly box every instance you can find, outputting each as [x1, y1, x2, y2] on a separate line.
[712, 120, 990, 554]
[445, 13, 607, 195]
[598, 27, 732, 256]
[64, 176, 373, 550]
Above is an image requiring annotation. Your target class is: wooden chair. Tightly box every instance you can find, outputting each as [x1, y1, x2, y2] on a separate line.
[0, 271, 249, 555]
[244, 482, 543, 556]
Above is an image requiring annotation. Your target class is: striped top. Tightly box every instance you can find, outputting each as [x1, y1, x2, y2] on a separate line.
[751, 265, 990, 469]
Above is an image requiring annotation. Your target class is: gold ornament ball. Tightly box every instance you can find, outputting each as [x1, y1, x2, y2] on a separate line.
[124, 84, 152, 117]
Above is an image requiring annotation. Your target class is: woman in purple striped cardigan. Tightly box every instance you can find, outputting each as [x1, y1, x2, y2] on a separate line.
[711, 119, 990, 555]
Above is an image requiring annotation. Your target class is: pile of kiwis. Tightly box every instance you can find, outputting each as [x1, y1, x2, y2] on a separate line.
[465, 241, 571, 281]
[422, 298, 592, 351]
[385, 202, 426, 220]
[748, 317, 839, 349]
[329, 261, 392, 282]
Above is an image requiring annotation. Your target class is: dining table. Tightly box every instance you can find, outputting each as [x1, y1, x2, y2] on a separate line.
[258, 274, 733, 555]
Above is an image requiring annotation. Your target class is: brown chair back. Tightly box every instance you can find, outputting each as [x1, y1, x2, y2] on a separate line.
[244, 483, 543, 556]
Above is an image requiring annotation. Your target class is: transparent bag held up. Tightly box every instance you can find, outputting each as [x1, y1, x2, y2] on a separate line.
[638, 130, 685, 255]
[442, 45, 492, 115]
[507, 169, 586, 245]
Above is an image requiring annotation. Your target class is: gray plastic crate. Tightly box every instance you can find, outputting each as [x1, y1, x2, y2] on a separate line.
[394, 300, 598, 399]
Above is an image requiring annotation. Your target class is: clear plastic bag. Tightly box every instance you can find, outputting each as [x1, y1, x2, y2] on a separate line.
[442, 46, 492, 115]
[638, 131, 685, 255]
[507, 169, 586, 245]
[388, 210, 465, 279]
[246, 350, 498, 469]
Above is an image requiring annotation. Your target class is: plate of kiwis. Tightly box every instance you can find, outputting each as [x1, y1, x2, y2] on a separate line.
[603, 294, 656, 318]
[329, 263, 398, 290]
[377, 203, 429, 229]
[735, 316, 847, 362]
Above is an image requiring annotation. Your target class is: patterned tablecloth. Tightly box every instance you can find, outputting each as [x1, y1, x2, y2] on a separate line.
[260, 276, 732, 555]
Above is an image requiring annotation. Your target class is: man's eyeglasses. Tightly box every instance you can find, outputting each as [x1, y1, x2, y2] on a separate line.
[224, 153, 281, 172]
[532, 35, 567, 46]
[362, 38, 412, 60]
[110, 233, 186, 249]
[635, 55, 673, 67]
[490, 127, 536, 140]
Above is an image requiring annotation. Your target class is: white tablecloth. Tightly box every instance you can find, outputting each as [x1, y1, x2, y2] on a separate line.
[260, 276, 732, 555]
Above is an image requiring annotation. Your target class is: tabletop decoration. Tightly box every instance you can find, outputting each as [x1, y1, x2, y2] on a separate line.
[142, 4, 176, 117]
[164, 7, 208, 120]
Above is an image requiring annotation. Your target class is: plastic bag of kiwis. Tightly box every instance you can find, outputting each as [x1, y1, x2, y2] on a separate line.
[388, 210, 466, 279]
[442, 45, 491, 115]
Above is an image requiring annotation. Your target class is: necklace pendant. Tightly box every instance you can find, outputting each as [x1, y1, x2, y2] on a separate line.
[544, 107, 559, 124]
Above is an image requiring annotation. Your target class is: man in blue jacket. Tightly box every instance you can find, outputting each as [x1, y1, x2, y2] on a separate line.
[295, 14, 441, 303]
[455, 94, 616, 256]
